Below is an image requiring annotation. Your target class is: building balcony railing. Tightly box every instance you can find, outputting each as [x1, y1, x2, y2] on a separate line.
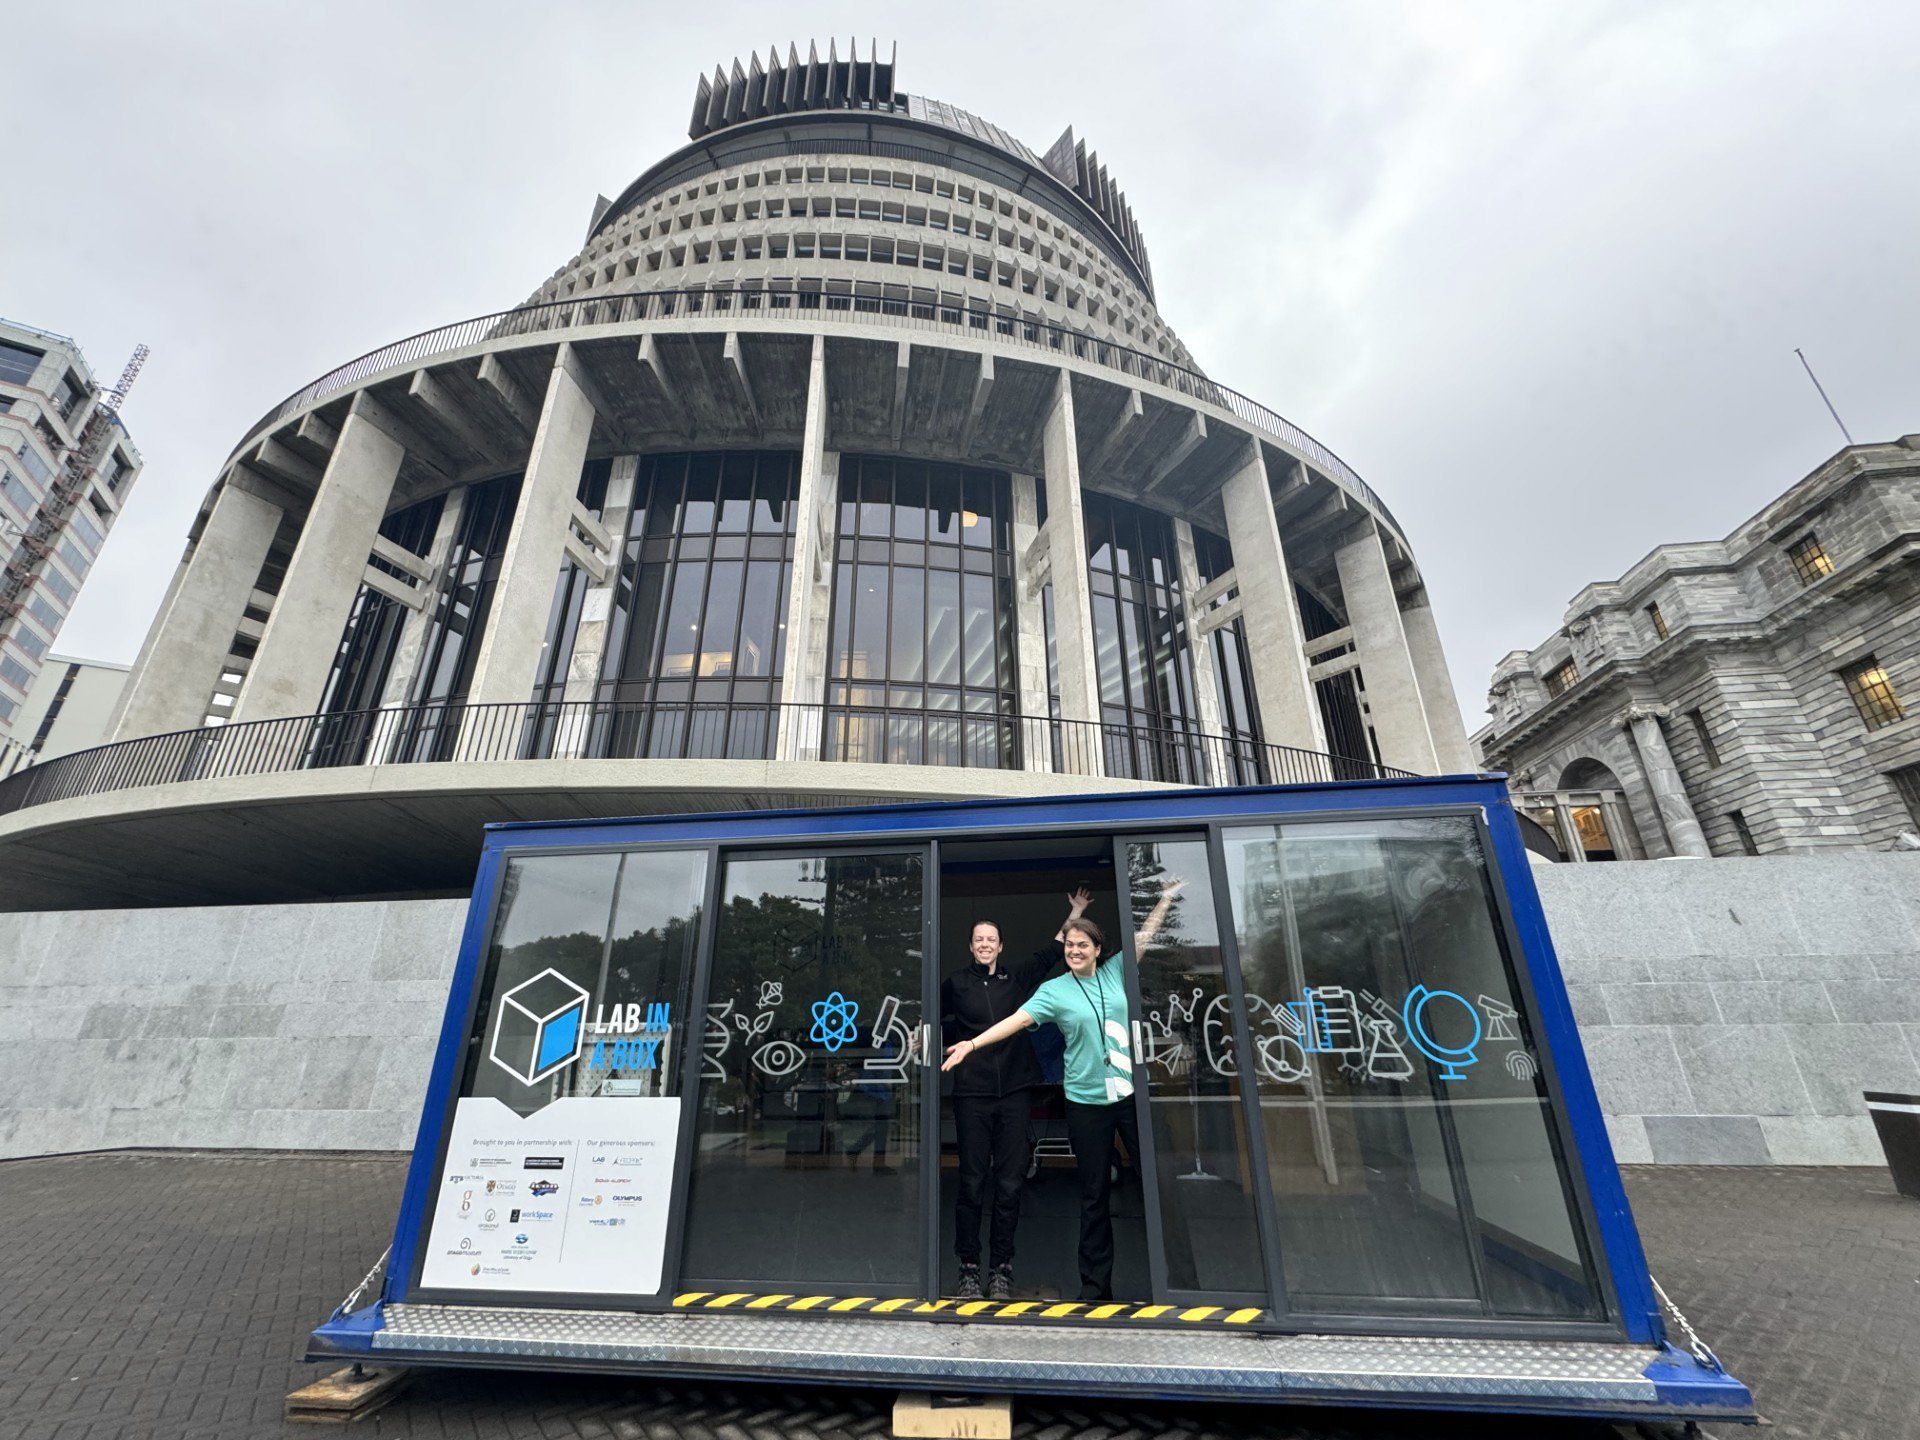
[223, 288, 1401, 539]
[0, 698, 1409, 819]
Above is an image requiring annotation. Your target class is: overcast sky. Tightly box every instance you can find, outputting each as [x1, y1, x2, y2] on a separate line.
[8, 1, 1917, 731]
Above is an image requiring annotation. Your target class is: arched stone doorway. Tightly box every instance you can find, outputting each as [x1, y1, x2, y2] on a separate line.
[1528, 758, 1645, 861]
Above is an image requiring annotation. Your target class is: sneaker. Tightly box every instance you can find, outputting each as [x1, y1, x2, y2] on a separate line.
[987, 1264, 1013, 1301]
[955, 1264, 983, 1300]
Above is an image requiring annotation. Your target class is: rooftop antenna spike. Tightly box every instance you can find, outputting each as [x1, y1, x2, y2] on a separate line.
[1794, 348, 1854, 446]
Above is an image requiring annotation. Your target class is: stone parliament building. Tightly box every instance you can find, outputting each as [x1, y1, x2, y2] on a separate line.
[1475, 435, 1920, 860]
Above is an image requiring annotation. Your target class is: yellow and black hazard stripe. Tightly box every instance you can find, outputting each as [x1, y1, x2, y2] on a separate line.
[672, 1292, 1269, 1327]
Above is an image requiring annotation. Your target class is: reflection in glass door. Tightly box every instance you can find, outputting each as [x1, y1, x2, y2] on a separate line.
[679, 849, 929, 1291]
[1116, 835, 1268, 1302]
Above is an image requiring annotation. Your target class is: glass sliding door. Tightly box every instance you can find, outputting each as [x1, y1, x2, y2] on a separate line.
[1115, 835, 1269, 1302]
[1218, 815, 1606, 1321]
[679, 848, 931, 1293]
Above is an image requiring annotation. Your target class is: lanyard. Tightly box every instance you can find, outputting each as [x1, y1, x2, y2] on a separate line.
[1071, 966, 1110, 1048]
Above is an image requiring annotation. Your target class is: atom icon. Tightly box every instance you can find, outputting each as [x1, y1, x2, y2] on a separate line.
[810, 991, 860, 1052]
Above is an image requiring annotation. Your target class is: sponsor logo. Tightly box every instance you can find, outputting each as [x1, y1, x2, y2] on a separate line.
[509, 1209, 520, 1223]
[459, 1237, 472, 1251]
[611, 1193, 645, 1205]
[593, 1154, 607, 1165]
[470, 1263, 481, 1276]
[515, 1233, 529, 1245]
[524, 1156, 565, 1170]
[520, 1209, 554, 1221]
[490, 969, 590, 1086]
[528, 1180, 559, 1197]
[483, 1209, 496, 1222]
[614, 1158, 645, 1168]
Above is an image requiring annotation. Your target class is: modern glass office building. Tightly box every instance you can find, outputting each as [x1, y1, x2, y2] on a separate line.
[2, 42, 1473, 910]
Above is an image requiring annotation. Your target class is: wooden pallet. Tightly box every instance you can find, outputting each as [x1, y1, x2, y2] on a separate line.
[286, 1364, 411, 1425]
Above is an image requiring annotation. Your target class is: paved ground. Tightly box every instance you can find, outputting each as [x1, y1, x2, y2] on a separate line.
[0, 1152, 1913, 1440]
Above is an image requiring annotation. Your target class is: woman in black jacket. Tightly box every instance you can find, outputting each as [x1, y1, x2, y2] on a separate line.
[941, 888, 1091, 1300]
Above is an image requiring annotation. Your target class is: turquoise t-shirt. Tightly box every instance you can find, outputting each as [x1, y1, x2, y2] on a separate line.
[1022, 954, 1134, 1105]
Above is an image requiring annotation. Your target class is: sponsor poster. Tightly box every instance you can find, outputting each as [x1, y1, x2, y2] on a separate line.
[421, 1095, 680, 1295]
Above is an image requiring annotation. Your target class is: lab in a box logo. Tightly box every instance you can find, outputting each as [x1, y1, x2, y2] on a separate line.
[489, 969, 590, 1085]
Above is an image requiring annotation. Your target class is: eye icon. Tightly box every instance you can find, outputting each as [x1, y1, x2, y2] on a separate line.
[752, 1039, 807, 1078]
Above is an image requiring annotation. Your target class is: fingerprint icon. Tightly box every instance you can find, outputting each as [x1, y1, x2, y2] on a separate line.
[1505, 1050, 1538, 1082]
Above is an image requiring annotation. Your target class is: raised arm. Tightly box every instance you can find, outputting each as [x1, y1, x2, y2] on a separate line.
[941, 1007, 1037, 1071]
[1052, 886, 1093, 943]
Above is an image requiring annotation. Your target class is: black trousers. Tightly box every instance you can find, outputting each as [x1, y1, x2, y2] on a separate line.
[952, 1090, 1031, 1268]
[1065, 1097, 1140, 1302]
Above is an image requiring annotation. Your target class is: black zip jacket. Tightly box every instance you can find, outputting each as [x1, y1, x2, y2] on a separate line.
[941, 944, 1060, 1098]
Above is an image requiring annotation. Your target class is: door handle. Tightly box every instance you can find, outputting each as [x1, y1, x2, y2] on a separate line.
[1131, 1020, 1145, 1065]
[920, 1021, 936, 1069]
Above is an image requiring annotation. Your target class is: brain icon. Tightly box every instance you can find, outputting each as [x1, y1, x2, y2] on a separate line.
[809, 991, 860, 1052]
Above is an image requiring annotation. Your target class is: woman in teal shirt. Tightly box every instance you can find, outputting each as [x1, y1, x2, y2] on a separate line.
[942, 878, 1181, 1302]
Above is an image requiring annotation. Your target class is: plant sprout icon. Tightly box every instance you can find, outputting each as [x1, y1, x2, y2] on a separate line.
[1401, 985, 1482, 1081]
[810, 991, 860, 1052]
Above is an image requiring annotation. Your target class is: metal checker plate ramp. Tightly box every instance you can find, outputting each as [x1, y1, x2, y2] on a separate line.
[373, 1305, 1660, 1405]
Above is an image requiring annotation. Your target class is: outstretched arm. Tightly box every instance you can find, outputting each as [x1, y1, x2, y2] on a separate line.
[1134, 878, 1185, 952]
[1053, 886, 1094, 943]
[942, 1007, 1037, 1071]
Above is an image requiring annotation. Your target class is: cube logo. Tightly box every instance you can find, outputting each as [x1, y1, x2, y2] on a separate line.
[489, 969, 591, 1086]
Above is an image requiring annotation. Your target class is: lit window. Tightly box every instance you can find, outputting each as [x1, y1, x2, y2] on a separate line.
[1543, 660, 1578, 698]
[1645, 601, 1669, 641]
[1840, 656, 1905, 730]
[1787, 533, 1834, 586]
[1686, 708, 1722, 768]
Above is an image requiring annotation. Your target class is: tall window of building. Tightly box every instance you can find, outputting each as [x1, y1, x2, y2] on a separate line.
[1083, 493, 1217, 782]
[1192, 527, 1268, 781]
[48, 371, 86, 424]
[525, 459, 614, 742]
[97, 451, 126, 493]
[1645, 601, 1669, 641]
[1786, 533, 1834, 585]
[1727, 810, 1760, 856]
[1840, 655, 1905, 731]
[826, 454, 1017, 766]
[1543, 660, 1578, 698]
[0, 341, 42, 386]
[0, 654, 32, 696]
[313, 492, 446, 762]
[390, 474, 522, 761]
[598, 451, 799, 760]
[1296, 583, 1376, 775]
[29, 662, 80, 753]
[1686, 707, 1722, 768]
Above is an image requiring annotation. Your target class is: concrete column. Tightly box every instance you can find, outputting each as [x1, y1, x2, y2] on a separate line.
[1039, 371, 1104, 776]
[1626, 709, 1712, 859]
[1333, 522, 1438, 774]
[233, 399, 403, 723]
[1398, 587, 1477, 775]
[1218, 444, 1327, 760]
[776, 337, 834, 761]
[110, 480, 283, 740]
[1172, 518, 1226, 785]
[1011, 473, 1053, 773]
[552, 455, 638, 759]
[461, 345, 597, 713]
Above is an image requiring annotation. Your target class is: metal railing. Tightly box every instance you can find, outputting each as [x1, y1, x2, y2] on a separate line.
[0, 698, 1410, 818]
[224, 288, 1400, 537]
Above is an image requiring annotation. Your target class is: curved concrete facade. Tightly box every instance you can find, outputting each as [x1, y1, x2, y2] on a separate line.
[3, 44, 1474, 909]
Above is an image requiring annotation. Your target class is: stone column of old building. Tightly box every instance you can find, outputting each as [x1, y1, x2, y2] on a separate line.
[1333, 520, 1439, 774]
[1397, 587, 1477, 775]
[1219, 444, 1328, 776]
[459, 345, 598, 745]
[1172, 517, 1228, 785]
[549, 454, 637, 759]
[1011, 473, 1054, 773]
[233, 398, 404, 722]
[776, 336, 834, 762]
[366, 485, 468, 762]
[1625, 707, 1713, 858]
[1039, 371, 1104, 777]
[109, 479, 284, 740]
